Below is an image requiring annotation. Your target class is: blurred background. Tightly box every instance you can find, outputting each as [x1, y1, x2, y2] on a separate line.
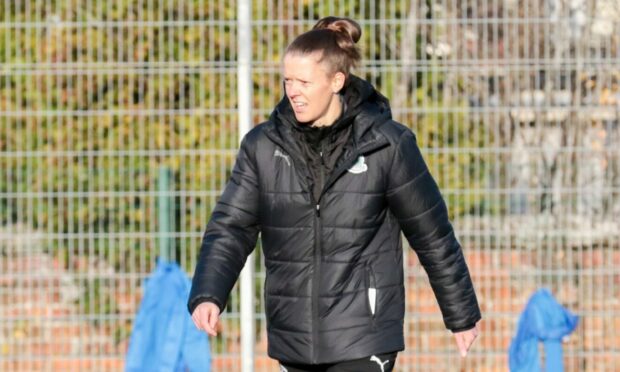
[1, 0, 619, 371]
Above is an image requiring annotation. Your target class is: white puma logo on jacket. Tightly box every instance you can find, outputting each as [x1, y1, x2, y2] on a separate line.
[274, 148, 291, 166]
[370, 354, 390, 372]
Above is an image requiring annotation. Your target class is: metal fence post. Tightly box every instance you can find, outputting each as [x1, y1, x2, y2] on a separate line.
[158, 166, 173, 262]
[238, 0, 255, 371]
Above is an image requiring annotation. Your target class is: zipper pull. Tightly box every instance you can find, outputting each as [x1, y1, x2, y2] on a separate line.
[316, 204, 320, 217]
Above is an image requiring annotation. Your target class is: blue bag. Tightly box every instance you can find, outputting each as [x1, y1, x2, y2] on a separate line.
[509, 288, 578, 372]
[125, 260, 211, 372]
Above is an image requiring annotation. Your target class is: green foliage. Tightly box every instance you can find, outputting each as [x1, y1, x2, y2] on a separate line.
[393, 67, 490, 217]
[1, 2, 490, 311]
[79, 278, 120, 319]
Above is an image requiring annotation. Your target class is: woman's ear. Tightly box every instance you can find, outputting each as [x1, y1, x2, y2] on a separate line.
[332, 72, 346, 94]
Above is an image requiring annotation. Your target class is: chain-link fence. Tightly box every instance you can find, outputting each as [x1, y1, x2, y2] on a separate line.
[1, 0, 619, 371]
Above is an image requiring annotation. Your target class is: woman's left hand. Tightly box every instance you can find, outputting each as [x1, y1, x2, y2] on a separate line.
[453, 324, 479, 357]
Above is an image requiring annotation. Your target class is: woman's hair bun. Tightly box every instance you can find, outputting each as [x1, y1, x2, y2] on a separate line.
[285, 16, 362, 76]
[313, 17, 361, 44]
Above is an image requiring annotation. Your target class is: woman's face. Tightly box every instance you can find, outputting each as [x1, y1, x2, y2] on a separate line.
[282, 52, 345, 126]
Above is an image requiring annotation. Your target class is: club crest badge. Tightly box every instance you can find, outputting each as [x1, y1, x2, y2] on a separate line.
[347, 155, 368, 174]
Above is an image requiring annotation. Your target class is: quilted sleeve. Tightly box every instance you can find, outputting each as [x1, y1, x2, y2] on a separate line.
[187, 135, 260, 314]
[386, 129, 481, 331]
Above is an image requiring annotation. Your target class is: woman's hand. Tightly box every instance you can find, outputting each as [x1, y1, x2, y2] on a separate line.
[453, 324, 479, 357]
[191, 301, 221, 336]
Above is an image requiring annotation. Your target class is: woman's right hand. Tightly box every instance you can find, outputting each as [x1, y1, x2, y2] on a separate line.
[191, 301, 221, 336]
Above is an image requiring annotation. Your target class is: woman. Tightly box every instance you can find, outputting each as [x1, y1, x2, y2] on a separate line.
[189, 16, 481, 372]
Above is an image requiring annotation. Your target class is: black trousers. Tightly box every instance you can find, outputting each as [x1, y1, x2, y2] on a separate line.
[279, 352, 398, 372]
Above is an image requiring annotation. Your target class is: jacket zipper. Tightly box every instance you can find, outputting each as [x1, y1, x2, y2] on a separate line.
[311, 146, 326, 363]
[311, 201, 321, 363]
[319, 147, 325, 202]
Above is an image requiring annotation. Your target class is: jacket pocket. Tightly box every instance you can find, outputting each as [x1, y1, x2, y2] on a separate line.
[366, 263, 377, 317]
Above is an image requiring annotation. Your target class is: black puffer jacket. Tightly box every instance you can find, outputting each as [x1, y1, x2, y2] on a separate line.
[188, 76, 481, 364]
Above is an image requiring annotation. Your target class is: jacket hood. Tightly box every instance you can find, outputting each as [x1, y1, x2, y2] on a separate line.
[269, 74, 392, 142]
